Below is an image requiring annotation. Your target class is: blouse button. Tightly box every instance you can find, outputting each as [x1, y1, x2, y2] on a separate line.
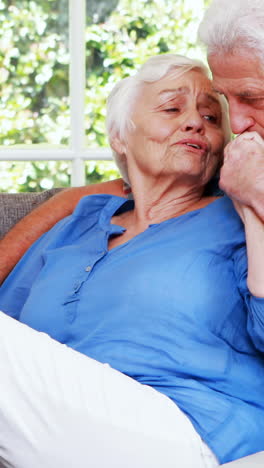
[85, 266, 92, 272]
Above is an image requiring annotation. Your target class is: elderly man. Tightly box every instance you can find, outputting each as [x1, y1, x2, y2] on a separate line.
[1, 0, 264, 286]
[198, 0, 264, 220]
[199, 3, 264, 466]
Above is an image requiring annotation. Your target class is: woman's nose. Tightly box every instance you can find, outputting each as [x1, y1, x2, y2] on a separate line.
[181, 110, 205, 134]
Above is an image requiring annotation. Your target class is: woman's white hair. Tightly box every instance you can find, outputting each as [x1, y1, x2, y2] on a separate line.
[198, 0, 264, 60]
[106, 53, 231, 184]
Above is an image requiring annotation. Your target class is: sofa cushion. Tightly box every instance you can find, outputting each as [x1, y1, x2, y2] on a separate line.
[0, 189, 63, 239]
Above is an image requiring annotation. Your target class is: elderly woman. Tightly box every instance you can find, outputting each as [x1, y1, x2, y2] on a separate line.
[0, 53, 264, 468]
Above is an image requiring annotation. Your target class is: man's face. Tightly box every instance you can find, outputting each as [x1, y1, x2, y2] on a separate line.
[209, 51, 264, 138]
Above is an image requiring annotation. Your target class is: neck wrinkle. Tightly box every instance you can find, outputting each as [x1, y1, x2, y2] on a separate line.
[129, 176, 205, 226]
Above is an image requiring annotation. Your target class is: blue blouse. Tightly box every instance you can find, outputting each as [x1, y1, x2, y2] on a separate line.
[1, 194, 264, 464]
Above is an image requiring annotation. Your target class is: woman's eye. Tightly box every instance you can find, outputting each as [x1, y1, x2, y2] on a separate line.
[203, 114, 218, 124]
[164, 107, 180, 113]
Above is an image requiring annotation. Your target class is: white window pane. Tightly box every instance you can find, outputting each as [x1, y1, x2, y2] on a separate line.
[0, 0, 69, 146]
[0, 160, 71, 192]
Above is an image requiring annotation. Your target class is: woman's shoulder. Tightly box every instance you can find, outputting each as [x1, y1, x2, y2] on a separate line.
[72, 193, 127, 218]
[37, 194, 128, 251]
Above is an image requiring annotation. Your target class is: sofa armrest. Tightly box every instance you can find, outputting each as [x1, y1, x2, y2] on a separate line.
[220, 451, 264, 467]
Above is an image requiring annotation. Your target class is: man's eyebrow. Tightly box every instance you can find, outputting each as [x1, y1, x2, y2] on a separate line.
[235, 90, 261, 98]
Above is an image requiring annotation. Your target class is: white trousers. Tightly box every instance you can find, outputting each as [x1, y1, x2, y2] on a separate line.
[0, 312, 219, 468]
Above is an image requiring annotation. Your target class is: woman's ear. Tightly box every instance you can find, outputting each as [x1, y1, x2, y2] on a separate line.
[111, 136, 126, 156]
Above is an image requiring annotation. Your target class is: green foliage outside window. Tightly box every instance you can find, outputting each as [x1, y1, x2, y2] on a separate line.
[0, 0, 208, 192]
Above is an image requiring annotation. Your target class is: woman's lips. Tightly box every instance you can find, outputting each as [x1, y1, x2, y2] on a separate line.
[175, 139, 209, 153]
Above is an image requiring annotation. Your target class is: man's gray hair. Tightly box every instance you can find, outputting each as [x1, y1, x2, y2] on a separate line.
[198, 0, 264, 60]
[106, 53, 231, 184]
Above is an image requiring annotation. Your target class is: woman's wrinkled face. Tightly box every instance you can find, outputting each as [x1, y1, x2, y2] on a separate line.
[120, 69, 225, 187]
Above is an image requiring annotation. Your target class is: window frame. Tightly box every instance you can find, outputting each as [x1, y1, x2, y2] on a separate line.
[0, 0, 112, 187]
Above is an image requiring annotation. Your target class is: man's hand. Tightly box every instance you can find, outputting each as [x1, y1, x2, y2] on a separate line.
[219, 132, 264, 221]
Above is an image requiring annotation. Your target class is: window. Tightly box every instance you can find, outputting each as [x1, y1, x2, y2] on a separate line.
[0, 0, 207, 191]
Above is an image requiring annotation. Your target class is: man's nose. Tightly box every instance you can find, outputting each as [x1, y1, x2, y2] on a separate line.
[229, 100, 255, 135]
[181, 110, 205, 134]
